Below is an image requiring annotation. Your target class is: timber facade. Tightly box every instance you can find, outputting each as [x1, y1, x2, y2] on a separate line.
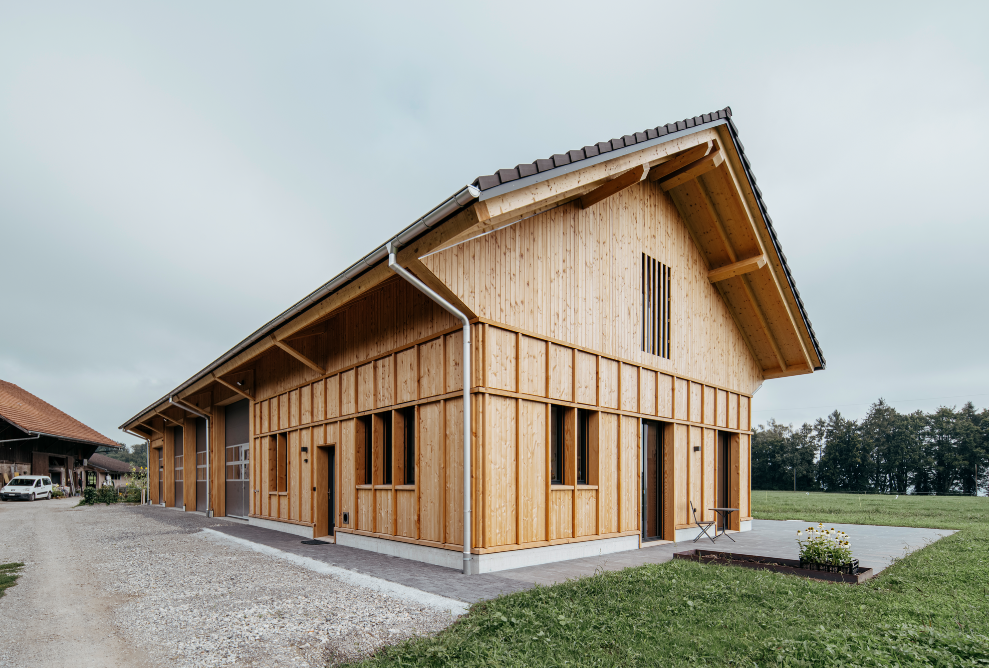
[122, 107, 824, 573]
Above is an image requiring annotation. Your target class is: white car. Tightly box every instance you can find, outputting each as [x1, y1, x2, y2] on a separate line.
[0, 475, 53, 501]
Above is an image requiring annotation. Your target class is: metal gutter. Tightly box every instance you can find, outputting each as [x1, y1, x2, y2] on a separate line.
[121, 185, 480, 429]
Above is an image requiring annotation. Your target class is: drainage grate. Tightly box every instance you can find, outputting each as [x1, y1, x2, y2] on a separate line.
[301, 539, 330, 545]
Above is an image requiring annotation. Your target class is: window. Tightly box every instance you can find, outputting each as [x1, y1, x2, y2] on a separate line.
[267, 433, 287, 493]
[402, 407, 416, 485]
[380, 413, 393, 486]
[550, 405, 564, 485]
[642, 253, 671, 358]
[357, 416, 372, 485]
[577, 409, 590, 485]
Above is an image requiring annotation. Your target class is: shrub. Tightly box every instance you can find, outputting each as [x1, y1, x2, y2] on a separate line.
[80, 487, 98, 505]
[51, 487, 66, 499]
[94, 486, 119, 505]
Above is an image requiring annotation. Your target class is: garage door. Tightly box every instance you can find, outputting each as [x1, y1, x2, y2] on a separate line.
[224, 400, 250, 519]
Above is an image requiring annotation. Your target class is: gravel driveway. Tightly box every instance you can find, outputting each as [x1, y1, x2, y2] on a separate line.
[0, 498, 458, 667]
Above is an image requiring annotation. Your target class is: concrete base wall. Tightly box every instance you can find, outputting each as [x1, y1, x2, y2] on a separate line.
[336, 532, 641, 573]
[248, 516, 314, 539]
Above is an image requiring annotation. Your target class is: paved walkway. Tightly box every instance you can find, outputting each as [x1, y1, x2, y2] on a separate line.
[131, 507, 955, 603]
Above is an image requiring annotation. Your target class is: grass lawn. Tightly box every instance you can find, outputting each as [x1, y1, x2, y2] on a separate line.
[349, 493, 989, 667]
[0, 562, 23, 599]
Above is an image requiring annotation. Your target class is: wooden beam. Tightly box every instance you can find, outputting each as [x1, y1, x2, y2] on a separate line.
[171, 396, 212, 417]
[133, 422, 159, 437]
[762, 364, 813, 380]
[270, 335, 325, 375]
[282, 322, 329, 343]
[708, 254, 767, 283]
[212, 373, 254, 401]
[647, 141, 714, 182]
[154, 409, 182, 426]
[405, 257, 478, 320]
[579, 164, 649, 209]
[656, 150, 724, 191]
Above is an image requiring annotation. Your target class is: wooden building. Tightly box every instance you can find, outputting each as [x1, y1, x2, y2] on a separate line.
[0, 379, 120, 492]
[121, 108, 824, 574]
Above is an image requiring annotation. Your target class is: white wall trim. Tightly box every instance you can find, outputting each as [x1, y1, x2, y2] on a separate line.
[248, 516, 313, 539]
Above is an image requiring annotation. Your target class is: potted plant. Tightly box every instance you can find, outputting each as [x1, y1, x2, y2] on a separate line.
[797, 523, 859, 575]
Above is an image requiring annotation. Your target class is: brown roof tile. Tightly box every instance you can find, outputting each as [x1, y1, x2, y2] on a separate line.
[87, 453, 133, 473]
[0, 380, 119, 447]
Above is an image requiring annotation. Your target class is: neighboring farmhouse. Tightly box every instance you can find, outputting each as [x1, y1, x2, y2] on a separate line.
[0, 379, 121, 492]
[121, 107, 824, 573]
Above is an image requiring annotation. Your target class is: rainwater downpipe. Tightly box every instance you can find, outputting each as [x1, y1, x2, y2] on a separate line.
[386, 242, 473, 575]
[122, 428, 151, 504]
[169, 397, 212, 517]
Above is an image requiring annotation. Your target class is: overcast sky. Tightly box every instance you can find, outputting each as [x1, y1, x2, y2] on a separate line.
[1, 2, 987, 444]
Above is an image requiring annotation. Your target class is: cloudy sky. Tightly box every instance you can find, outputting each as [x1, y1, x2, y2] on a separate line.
[1, 1, 986, 443]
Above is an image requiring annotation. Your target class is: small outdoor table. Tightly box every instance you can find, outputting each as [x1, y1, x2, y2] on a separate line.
[709, 507, 739, 542]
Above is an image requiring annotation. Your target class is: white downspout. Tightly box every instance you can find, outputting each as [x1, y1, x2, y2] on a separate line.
[169, 397, 212, 517]
[386, 242, 473, 575]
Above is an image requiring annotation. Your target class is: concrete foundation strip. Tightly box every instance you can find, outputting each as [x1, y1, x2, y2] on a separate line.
[200, 528, 470, 617]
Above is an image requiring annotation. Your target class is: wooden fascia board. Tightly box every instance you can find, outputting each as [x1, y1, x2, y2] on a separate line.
[579, 164, 649, 209]
[715, 125, 820, 369]
[212, 374, 254, 401]
[708, 254, 767, 283]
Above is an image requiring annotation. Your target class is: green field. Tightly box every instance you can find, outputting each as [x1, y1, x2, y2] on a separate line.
[349, 493, 989, 667]
[0, 562, 23, 599]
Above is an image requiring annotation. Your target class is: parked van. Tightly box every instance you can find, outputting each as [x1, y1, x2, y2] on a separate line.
[0, 475, 53, 501]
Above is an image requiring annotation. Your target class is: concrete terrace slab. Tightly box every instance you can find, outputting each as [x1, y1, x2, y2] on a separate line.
[128, 507, 955, 602]
[498, 519, 956, 587]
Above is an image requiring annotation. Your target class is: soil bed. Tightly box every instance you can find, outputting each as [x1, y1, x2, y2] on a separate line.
[673, 549, 874, 584]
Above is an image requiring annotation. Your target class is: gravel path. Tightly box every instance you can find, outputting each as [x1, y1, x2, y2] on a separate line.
[0, 499, 458, 667]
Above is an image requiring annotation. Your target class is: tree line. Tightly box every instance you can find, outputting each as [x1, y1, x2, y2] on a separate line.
[752, 399, 988, 495]
[97, 443, 149, 469]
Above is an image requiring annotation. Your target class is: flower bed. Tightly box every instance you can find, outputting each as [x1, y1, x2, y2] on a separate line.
[673, 549, 874, 584]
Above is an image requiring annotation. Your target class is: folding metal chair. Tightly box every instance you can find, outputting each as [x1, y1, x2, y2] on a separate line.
[690, 500, 716, 543]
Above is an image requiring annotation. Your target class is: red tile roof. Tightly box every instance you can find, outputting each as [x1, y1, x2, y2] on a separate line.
[0, 379, 118, 448]
[87, 453, 133, 473]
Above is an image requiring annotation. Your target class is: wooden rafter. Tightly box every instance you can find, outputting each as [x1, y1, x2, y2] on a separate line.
[579, 164, 649, 209]
[154, 409, 182, 426]
[656, 150, 724, 191]
[647, 140, 714, 182]
[171, 396, 211, 417]
[270, 335, 325, 375]
[695, 179, 788, 372]
[212, 373, 254, 401]
[708, 254, 766, 283]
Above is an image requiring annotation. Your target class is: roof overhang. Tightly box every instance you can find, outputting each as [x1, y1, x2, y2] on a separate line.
[121, 108, 823, 431]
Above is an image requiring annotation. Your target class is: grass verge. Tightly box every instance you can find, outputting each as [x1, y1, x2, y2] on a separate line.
[347, 493, 989, 667]
[0, 562, 24, 599]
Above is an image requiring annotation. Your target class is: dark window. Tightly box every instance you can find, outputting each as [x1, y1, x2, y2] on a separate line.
[642, 253, 671, 359]
[550, 405, 564, 485]
[381, 413, 393, 486]
[403, 407, 416, 485]
[577, 409, 590, 485]
[358, 416, 372, 485]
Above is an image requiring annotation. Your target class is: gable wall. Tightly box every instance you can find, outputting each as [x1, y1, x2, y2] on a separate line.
[421, 180, 763, 395]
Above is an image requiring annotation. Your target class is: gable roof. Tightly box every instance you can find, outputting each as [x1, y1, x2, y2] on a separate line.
[0, 379, 118, 448]
[470, 107, 822, 368]
[122, 106, 822, 430]
[87, 452, 133, 473]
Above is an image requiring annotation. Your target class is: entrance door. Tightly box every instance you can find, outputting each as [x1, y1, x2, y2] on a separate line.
[717, 431, 732, 530]
[195, 418, 207, 512]
[157, 448, 163, 504]
[328, 447, 335, 535]
[173, 426, 184, 507]
[224, 400, 250, 518]
[641, 420, 664, 541]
